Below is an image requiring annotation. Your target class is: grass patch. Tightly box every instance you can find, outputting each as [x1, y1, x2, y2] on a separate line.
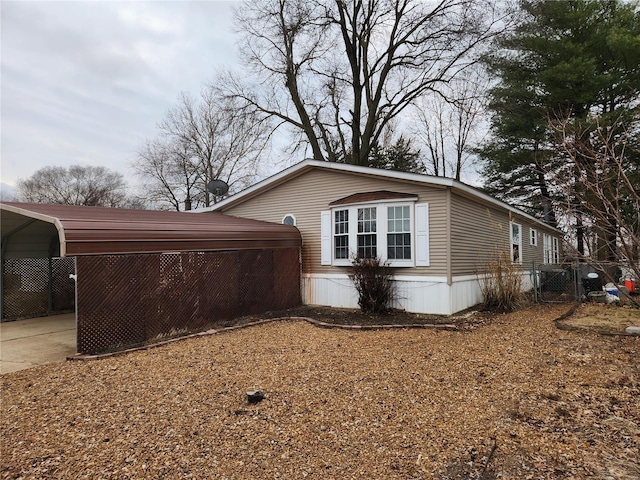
[561, 303, 639, 334]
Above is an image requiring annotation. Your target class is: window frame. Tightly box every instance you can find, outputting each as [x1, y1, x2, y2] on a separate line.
[543, 234, 560, 264]
[330, 200, 416, 267]
[333, 209, 350, 261]
[282, 214, 296, 226]
[356, 206, 378, 258]
[530, 228, 538, 246]
[387, 205, 412, 261]
[511, 222, 522, 264]
[552, 237, 560, 264]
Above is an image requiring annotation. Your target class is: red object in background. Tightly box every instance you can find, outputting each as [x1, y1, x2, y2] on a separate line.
[624, 279, 636, 293]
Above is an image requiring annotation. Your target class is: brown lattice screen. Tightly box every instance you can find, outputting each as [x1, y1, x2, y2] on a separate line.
[76, 248, 300, 354]
[2, 257, 76, 320]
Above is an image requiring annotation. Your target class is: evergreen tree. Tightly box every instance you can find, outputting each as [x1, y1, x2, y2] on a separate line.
[480, 0, 640, 238]
[368, 136, 425, 174]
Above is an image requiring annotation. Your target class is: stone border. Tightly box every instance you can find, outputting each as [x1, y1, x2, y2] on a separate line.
[67, 317, 458, 362]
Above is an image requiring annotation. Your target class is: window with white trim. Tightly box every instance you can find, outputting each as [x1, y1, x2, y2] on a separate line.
[321, 201, 428, 267]
[387, 205, 411, 260]
[530, 228, 538, 246]
[334, 209, 349, 259]
[282, 214, 296, 226]
[543, 234, 560, 264]
[511, 223, 522, 264]
[357, 207, 377, 258]
[543, 234, 552, 264]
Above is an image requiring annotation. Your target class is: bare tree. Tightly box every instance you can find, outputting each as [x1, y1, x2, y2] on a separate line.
[549, 115, 640, 292]
[227, 0, 505, 167]
[411, 68, 488, 180]
[0, 183, 16, 201]
[17, 165, 130, 207]
[135, 87, 270, 210]
[136, 138, 202, 211]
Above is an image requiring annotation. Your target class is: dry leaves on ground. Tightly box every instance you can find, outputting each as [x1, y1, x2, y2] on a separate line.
[1, 304, 639, 479]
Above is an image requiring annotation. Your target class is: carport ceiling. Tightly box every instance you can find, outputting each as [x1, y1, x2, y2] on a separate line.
[0, 202, 301, 258]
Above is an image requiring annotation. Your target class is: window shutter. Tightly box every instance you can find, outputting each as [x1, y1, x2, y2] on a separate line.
[320, 210, 331, 265]
[415, 203, 429, 266]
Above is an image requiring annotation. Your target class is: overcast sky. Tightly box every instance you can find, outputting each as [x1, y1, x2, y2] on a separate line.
[1, 0, 242, 189]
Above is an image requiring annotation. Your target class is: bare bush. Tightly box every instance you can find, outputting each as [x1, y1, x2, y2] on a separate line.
[477, 251, 525, 312]
[350, 256, 396, 314]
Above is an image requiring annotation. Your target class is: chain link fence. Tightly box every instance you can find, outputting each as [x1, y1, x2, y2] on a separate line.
[530, 261, 638, 303]
[1, 257, 76, 321]
[530, 262, 579, 303]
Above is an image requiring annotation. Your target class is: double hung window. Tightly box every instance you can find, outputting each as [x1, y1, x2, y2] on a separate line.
[322, 200, 428, 267]
[543, 234, 560, 264]
[387, 206, 411, 260]
[357, 207, 377, 258]
[334, 210, 349, 259]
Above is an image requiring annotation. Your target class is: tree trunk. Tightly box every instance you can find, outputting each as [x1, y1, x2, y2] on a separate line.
[576, 213, 585, 255]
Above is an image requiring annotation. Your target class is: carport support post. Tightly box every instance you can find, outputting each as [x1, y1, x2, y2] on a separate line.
[47, 255, 53, 315]
[0, 253, 4, 320]
[47, 237, 56, 315]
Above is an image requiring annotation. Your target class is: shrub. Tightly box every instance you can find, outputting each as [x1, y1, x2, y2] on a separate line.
[350, 256, 396, 314]
[478, 251, 525, 312]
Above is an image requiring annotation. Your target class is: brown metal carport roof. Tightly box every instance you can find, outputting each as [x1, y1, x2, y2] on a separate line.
[1, 202, 301, 258]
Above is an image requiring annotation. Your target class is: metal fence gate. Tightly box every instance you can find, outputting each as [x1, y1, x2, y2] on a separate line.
[530, 262, 579, 303]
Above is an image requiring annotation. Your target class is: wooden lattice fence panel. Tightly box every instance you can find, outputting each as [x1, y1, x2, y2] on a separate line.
[76, 248, 300, 354]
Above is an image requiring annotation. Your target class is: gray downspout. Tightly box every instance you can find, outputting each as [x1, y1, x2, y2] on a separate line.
[446, 187, 453, 314]
[532, 261, 538, 303]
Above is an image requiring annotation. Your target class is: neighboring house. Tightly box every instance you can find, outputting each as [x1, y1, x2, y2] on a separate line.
[200, 160, 563, 315]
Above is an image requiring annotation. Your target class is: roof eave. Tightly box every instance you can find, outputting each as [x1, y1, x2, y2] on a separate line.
[198, 160, 563, 234]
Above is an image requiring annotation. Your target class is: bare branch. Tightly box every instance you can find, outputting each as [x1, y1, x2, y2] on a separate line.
[228, 0, 506, 167]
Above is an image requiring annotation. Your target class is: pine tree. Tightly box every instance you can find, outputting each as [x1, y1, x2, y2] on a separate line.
[480, 0, 640, 241]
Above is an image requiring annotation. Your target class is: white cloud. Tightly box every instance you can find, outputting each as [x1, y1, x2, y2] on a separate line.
[116, 3, 185, 36]
[1, 0, 240, 187]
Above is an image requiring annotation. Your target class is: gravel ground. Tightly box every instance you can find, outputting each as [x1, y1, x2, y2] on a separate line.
[1, 304, 639, 479]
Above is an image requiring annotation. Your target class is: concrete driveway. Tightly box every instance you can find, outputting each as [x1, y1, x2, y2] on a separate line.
[1, 314, 76, 374]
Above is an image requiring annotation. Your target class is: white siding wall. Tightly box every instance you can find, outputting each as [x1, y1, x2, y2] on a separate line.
[303, 270, 537, 315]
[303, 274, 457, 315]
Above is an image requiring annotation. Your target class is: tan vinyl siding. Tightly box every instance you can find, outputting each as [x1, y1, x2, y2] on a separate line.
[218, 168, 449, 276]
[511, 213, 563, 266]
[512, 214, 539, 266]
[450, 191, 563, 275]
[450, 191, 510, 276]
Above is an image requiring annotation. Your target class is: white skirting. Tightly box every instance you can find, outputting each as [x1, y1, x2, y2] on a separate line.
[301, 271, 534, 315]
